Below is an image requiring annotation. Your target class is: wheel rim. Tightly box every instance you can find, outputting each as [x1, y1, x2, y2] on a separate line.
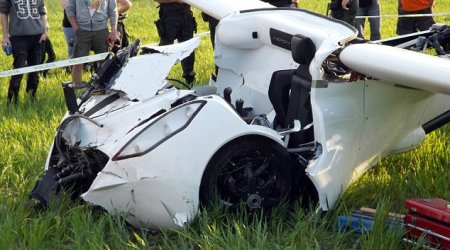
[216, 148, 289, 210]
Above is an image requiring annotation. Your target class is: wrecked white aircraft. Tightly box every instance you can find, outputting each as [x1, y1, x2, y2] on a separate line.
[30, 0, 450, 229]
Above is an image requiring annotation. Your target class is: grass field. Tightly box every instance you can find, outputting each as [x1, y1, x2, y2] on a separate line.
[0, 0, 449, 249]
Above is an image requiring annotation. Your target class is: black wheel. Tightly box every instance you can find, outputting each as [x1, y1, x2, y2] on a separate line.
[200, 137, 292, 211]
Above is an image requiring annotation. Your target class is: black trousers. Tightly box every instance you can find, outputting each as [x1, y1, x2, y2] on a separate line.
[157, 11, 196, 77]
[201, 13, 219, 48]
[396, 7, 435, 35]
[8, 35, 43, 104]
[40, 38, 56, 77]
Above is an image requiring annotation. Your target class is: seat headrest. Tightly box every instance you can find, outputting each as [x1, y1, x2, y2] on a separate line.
[291, 35, 316, 65]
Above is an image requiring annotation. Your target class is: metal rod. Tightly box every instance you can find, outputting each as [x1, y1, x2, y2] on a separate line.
[422, 110, 450, 134]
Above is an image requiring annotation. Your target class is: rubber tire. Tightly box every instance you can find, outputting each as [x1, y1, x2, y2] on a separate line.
[200, 137, 292, 211]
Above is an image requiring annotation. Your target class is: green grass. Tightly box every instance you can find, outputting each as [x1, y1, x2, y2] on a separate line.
[0, 0, 449, 249]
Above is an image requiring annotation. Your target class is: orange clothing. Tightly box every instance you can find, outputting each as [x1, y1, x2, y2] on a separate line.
[401, 0, 434, 12]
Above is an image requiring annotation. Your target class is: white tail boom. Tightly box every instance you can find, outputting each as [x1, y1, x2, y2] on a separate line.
[340, 44, 450, 94]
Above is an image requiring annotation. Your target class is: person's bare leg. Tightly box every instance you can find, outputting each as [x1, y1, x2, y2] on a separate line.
[72, 64, 83, 84]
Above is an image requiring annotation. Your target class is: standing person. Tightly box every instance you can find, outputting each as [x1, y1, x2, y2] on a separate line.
[61, 0, 74, 59]
[356, 0, 381, 40]
[330, 0, 359, 26]
[154, 0, 196, 84]
[40, 37, 56, 77]
[116, 0, 132, 48]
[61, 6, 74, 73]
[201, 13, 219, 49]
[66, 0, 119, 85]
[396, 0, 435, 35]
[0, 0, 48, 105]
[117, 0, 132, 14]
[39, 21, 55, 78]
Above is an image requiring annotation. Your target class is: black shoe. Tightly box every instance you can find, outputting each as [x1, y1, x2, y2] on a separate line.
[41, 70, 49, 78]
[183, 71, 196, 85]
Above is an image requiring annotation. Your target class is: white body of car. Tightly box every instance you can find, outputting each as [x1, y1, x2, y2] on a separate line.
[30, 0, 450, 230]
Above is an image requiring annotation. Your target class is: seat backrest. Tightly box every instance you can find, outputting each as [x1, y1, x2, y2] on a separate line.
[268, 34, 316, 146]
[268, 69, 295, 128]
[291, 34, 316, 66]
[291, 34, 316, 80]
[287, 35, 316, 146]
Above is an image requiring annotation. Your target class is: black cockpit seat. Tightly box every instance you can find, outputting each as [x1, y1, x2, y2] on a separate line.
[268, 34, 316, 147]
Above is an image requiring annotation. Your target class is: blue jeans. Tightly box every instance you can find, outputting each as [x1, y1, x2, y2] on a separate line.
[356, 1, 381, 41]
[63, 27, 75, 58]
[8, 35, 43, 104]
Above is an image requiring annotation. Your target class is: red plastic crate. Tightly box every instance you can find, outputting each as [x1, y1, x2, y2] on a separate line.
[404, 198, 450, 249]
[406, 198, 450, 224]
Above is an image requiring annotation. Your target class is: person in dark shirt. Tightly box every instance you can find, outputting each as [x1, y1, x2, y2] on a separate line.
[330, 0, 359, 26]
[0, 0, 48, 104]
[116, 0, 132, 48]
[61, 0, 74, 59]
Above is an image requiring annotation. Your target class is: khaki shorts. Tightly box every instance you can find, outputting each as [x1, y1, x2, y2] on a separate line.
[72, 29, 108, 58]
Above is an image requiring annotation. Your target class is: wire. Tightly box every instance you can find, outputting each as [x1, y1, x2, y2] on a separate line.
[166, 78, 192, 90]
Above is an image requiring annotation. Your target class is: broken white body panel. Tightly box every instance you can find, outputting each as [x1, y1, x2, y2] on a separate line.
[204, 8, 450, 213]
[112, 38, 201, 100]
[82, 95, 283, 228]
[30, 0, 450, 230]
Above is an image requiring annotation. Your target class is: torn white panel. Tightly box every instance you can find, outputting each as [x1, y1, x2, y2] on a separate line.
[111, 37, 200, 101]
[88, 172, 129, 192]
[61, 119, 80, 146]
[173, 212, 191, 227]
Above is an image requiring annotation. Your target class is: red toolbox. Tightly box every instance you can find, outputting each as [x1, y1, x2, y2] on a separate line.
[404, 198, 450, 249]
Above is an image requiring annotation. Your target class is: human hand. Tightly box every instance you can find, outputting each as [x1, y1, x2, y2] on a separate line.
[341, 0, 349, 10]
[2, 36, 11, 54]
[39, 33, 47, 43]
[107, 30, 119, 46]
[2, 35, 10, 47]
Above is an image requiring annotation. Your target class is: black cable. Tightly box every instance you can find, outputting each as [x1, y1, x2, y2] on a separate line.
[166, 78, 191, 90]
